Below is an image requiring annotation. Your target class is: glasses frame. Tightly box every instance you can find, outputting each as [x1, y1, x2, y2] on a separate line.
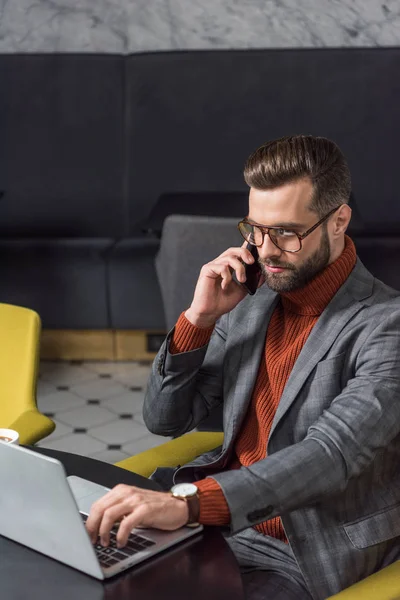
[238, 205, 342, 253]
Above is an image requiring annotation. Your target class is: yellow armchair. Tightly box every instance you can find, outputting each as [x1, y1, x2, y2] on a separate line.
[0, 303, 55, 444]
[115, 431, 224, 477]
[327, 560, 400, 599]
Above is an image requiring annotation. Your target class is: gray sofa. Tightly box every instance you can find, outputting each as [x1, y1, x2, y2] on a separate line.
[0, 49, 399, 332]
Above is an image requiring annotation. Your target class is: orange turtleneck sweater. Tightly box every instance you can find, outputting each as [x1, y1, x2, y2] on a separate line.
[169, 236, 356, 540]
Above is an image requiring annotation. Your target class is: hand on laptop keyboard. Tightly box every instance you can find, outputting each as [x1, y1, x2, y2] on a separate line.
[84, 484, 190, 548]
[81, 513, 155, 568]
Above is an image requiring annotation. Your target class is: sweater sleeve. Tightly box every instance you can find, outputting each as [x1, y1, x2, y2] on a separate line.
[169, 312, 215, 355]
[196, 478, 231, 525]
[170, 313, 229, 524]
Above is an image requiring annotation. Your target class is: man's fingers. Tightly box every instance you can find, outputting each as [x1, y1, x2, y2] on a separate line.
[85, 487, 187, 549]
[86, 484, 135, 542]
[116, 505, 150, 548]
[219, 265, 233, 290]
[86, 503, 106, 543]
[98, 502, 130, 547]
[218, 246, 255, 264]
[115, 498, 182, 547]
[205, 258, 247, 286]
[217, 257, 247, 282]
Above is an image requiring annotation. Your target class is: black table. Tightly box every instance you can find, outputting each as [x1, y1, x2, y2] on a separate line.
[1, 447, 244, 600]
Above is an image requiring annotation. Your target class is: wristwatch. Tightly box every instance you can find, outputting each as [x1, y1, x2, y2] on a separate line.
[170, 483, 200, 527]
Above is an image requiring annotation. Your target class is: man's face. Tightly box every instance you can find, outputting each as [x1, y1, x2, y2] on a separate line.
[248, 179, 332, 293]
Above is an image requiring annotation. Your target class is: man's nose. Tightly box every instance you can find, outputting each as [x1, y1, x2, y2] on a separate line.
[257, 232, 283, 260]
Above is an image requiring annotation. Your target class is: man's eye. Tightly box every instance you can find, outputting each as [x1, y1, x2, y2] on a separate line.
[276, 229, 296, 237]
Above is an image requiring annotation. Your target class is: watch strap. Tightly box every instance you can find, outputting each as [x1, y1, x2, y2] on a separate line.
[185, 491, 200, 525]
[171, 488, 200, 526]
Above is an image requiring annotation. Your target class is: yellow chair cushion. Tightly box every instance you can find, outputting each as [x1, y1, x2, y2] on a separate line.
[115, 431, 224, 477]
[0, 303, 55, 444]
[327, 560, 400, 599]
[10, 409, 55, 446]
[0, 303, 40, 423]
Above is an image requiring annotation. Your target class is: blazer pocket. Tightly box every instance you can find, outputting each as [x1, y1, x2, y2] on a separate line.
[344, 503, 400, 549]
[313, 352, 346, 381]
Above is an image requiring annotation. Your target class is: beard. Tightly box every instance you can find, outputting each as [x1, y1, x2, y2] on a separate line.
[259, 226, 331, 293]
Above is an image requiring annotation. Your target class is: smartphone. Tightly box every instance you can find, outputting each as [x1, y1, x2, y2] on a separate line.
[240, 243, 262, 295]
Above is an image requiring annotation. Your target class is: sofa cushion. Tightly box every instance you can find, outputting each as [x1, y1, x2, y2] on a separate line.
[0, 239, 113, 328]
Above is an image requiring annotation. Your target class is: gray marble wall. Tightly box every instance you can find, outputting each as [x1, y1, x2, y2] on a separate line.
[0, 0, 399, 53]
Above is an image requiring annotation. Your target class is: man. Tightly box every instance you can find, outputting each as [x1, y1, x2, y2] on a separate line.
[86, 135, 400, 600]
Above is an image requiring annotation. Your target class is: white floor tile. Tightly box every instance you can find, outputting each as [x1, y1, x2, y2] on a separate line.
[36, 361, 164, 462]
[56, 405, 117, 429]
[133, 412, 146, 426]
[90, 419, 149, 446]
[37, 380, 58, 398]
[37, 390, 87, 414]
[89, 449, 131, 465]
[39, 361, 65, 376]
[122, 434, 171, 456]
[102, 391, 145, 416]
[113, 366, 152, 388]
[71, 379, 128, 401]
[83, 362, 123, 376]
[85, 362, 141, 376]
[40, 363, 98, 386]
[38, 433, 107, 455]
[37, 419, 74, 444]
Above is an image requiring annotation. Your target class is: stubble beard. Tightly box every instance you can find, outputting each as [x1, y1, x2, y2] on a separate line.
[259, 226, 331, 293]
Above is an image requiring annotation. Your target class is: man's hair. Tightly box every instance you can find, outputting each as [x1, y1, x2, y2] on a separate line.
[243, 135, 351, 216]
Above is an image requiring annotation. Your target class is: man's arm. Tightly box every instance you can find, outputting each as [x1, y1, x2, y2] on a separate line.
[143, 313, 227, 437]
[143, 243, 254, 437]
[209, 308, 400, 534]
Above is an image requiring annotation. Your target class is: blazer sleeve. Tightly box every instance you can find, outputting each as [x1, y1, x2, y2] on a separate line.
[208, 306, 400, 534]
[143, 313, 228, 437]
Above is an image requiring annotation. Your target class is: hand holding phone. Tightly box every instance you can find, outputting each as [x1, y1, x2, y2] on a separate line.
[185, 244, 262, 328]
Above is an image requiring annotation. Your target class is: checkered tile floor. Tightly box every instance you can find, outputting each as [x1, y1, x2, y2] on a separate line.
[36, 360, 170, 464]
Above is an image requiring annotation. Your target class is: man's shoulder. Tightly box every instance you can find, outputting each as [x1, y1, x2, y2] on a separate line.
[343, 262, 400, 340]
[350, 257, 400, 308]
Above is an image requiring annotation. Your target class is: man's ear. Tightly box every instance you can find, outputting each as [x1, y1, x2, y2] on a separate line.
[333, 205, 352, 236]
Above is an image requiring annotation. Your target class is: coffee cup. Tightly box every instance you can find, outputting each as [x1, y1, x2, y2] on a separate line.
[0, 428, 19, 445]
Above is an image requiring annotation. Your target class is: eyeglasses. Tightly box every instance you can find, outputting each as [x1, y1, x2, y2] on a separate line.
[237, 205, 342, 253]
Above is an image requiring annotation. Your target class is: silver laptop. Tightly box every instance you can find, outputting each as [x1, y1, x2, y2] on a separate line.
[0, 443, 202, 580]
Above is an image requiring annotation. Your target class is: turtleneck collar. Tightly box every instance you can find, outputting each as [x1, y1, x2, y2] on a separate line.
[280, 235, 357, 316]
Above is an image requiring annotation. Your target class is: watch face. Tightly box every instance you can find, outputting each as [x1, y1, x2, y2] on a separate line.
[171, 483, 198, 497]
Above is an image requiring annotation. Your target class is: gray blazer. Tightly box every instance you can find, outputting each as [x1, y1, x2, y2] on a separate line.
[143, 259, 400, 600]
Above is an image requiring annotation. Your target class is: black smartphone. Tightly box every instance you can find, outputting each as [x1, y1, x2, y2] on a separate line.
[240, 243, 262, 295]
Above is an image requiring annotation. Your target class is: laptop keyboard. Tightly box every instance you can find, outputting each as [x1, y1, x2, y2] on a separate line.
[80, 513, 156, 569]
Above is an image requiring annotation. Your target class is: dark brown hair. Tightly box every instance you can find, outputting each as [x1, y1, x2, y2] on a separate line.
[244, 135, 351, 216]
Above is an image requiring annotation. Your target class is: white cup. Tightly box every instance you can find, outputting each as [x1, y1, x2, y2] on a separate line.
[0, 428, 19, 445]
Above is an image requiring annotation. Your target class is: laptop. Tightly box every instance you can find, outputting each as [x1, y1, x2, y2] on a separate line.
[0, 443, 203, 580]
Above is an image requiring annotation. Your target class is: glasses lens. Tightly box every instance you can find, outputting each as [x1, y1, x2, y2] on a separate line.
[239, 222, 263, 246]
[239, 222, 302, 251]
[269, 230, 301, 252]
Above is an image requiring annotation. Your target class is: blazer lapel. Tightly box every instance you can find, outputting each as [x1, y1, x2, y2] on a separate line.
[268, 260, 374, 441]
[223, 288, 279, 450]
